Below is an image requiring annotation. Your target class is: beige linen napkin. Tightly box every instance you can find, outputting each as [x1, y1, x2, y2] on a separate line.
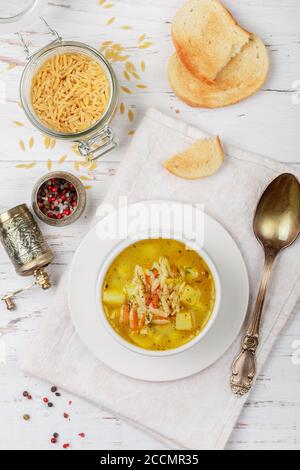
[22, 109, 300, 450]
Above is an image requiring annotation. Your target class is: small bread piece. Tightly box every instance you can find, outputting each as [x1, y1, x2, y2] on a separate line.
[172, 0, 250, 82]
[164, 137, 224, 180]
[168, 35, 269, 108]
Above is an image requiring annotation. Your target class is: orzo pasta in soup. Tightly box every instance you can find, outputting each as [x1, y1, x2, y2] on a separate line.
[102, 239, 216, 352]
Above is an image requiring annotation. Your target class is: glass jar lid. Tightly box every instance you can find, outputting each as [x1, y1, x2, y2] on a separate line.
[0, 0, 46, 35]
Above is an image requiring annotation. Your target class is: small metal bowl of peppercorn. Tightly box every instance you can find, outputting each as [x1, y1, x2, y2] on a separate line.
[32, 171, 86, 227]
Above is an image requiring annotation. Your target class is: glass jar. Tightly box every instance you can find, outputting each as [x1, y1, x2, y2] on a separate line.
[0, 8, 119, 160]
[20, 37, 119, 161]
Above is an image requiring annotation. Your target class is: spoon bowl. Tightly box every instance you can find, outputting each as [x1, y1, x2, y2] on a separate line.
[254, 173, 300, 253]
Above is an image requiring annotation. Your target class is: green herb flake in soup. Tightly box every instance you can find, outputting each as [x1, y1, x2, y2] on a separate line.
[102, 239, 216, 351]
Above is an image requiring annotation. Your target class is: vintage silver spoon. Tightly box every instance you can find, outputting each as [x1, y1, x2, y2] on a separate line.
[231, 173, 300, 397]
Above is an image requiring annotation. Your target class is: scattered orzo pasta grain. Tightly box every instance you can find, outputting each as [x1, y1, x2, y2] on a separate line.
[29, 137, 35, 148]
[137, 84, 148, 89]
[19, 140, 26, 151]
[47, 160, 52, 171]
[112, 53, 129, 62]
[106, 17, 115, 25]
[125, 61, 136, 72]
[16, 163, 36, 169]
[121, 86, 132, 94]
[84, 186, 93, 190]
[131, 71, 141, 80]
[79, 161, 90, 168]
[13, 121, 24, 127]
[58, 154, 67, 164]
[120, 103, 125, 114]
[128, 110, 134, 123]
[141, 61, 146, 72]
[89, 161, 97, 171]
[139, 34, 146, 43]
[80, 176, 92, 181]
[139, 42, 154, 49]
[50, 138, 56, 149]
[44, 136, 51, 149]
[128, 130, 135, 136]
[104, 45, 129, 63]
[124, 71, 131, 81]
[71, 144, 80, 156]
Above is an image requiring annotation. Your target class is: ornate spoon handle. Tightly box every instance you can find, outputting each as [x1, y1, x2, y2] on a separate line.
[231, 253, 276, 397]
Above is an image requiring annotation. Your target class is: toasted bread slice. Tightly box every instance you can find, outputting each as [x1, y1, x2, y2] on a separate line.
[164, 137, 224, 180]
[172, 0, 250, 82]
[168, 35, 269, 108]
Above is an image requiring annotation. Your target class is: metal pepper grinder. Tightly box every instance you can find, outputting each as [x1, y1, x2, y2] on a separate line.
[0, 204, 54, 310]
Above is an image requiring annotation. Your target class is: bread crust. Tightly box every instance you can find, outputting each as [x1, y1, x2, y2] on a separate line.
[168, 35, 269, 109]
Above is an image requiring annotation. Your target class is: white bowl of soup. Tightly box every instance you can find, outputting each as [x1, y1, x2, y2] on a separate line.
[99, 236, 221, 357]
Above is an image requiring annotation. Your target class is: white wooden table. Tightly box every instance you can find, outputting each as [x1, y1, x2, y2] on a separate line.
[0, 0, 300, 450]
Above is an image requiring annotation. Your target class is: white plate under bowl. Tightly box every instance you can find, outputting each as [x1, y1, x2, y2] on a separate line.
[68, 201, 249, 382]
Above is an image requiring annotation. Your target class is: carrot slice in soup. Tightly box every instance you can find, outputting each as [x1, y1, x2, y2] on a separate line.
[122, 304, 130, 324]
[140, 314, 146, 328]
[152, 293, 159, 309]
[145, 293, 152, 306]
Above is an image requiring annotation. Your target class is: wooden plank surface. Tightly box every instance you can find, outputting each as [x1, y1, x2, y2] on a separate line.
[0, 0, 299, 450]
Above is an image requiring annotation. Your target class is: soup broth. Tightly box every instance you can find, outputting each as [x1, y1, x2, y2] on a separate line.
[102, 239, 216, 352]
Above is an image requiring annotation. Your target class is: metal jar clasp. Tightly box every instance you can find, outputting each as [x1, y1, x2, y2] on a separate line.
[77, 126, 117, 161]
[18, 17, 62, 60]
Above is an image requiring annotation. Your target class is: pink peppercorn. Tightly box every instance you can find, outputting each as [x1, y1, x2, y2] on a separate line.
[37, 177, 79, 222]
